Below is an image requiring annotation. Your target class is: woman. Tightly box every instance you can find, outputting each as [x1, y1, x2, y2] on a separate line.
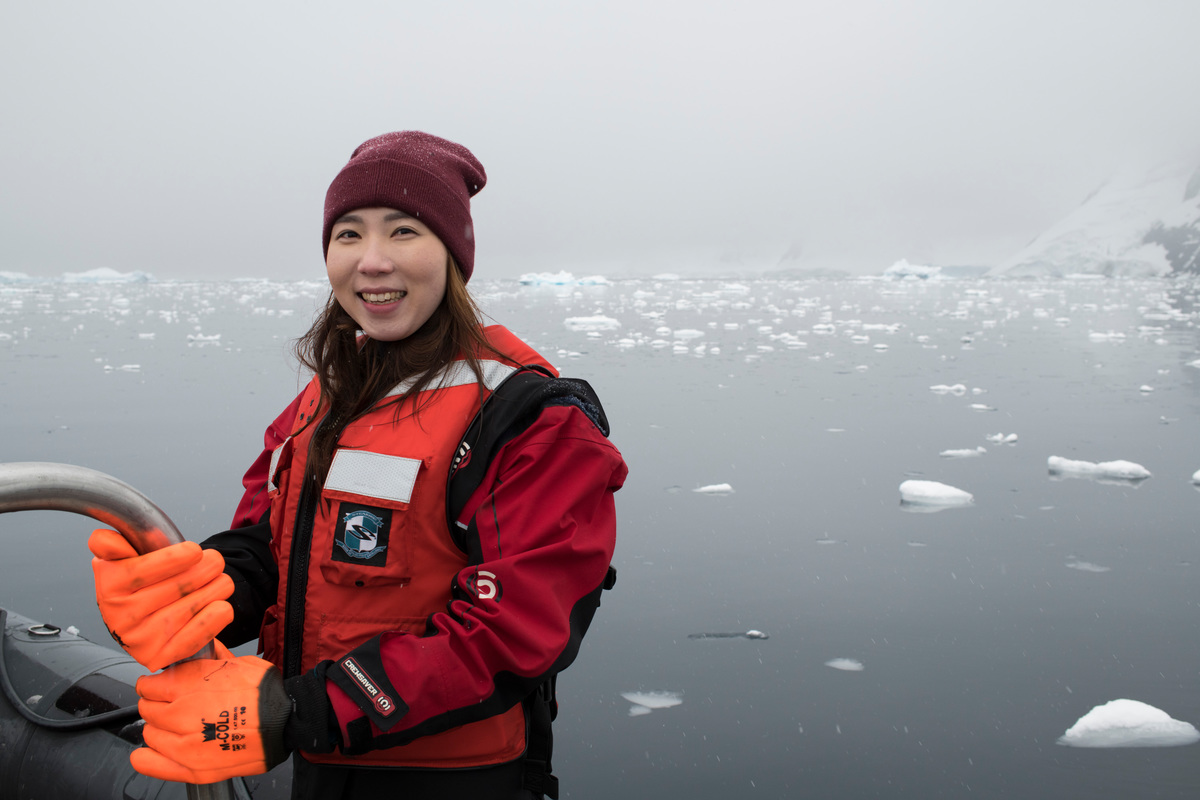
[88, 131, 627, 799]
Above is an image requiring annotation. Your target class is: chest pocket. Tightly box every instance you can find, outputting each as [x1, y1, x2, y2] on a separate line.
[317, 448, 427, 588]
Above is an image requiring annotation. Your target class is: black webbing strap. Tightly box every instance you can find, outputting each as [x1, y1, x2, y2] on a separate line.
[522, 677, 560, 799]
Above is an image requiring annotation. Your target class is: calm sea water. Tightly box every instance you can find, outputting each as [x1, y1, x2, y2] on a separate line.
[2, 275, 1199, 798]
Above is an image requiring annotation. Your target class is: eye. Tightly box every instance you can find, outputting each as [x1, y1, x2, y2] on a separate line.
[333, 229, 360, 241]
[392, 226, 417, 237]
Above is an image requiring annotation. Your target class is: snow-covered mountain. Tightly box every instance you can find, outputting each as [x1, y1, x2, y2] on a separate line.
[993, 160, 1200, 278]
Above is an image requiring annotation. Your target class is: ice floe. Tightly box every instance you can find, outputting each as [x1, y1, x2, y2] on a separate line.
[940, 447, 985, 458]
[518, 271, 608, 286]
[688, 630, 769, 641]
[985, 433, 1019, 444]
[1058, 699, 1200, 748]
[899, 480, 974, 508]
[825, 658, 864, 672]
[1047, 456, 1151, 481]
[1192, 469, 1200, 485]
[693, 483, 734, 495]
[563, 315, 620, 332]
[929, 383, 967, 395]
[622, 691, 683, 717]
[1066, 560, 1111, 573]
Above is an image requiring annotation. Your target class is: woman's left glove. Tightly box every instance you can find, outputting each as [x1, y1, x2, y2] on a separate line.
[132, 641, 293, 784]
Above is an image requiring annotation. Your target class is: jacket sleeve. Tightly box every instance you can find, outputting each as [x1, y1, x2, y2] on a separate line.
[313, 403, 626, 754]
[201, 518, 278, 648]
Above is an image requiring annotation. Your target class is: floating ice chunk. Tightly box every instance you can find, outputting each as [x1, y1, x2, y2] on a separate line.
[693, 483, 734, 495]
[137, 332, 156, 340]
[1047, 456, 1151, 481]
[563, 316, 619, 332]
[673, 328, 703, 340]
[518, 271, 604, 285]
[968, 403, 995, 412]
[1188, 359, 1200, 369]
[1139, 385, 1154, 393]
[1066, 560, 1111, 573]
[1193, 469, 1200, 485]
[187, 333, 221, 345]
[899, 480, 974, 507]
[1088, 331, 1126, 342]
[940, 447, 985, 458]
[621, 691, 683, 716]
[688, 630, 770, 640]
[985, 433, 1019, 444]
[929, 383, 967, 395]
[1058, 699, 1200, 748]
[825, 658, 864, 672]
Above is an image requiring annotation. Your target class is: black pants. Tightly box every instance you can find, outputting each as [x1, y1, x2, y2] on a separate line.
[290, 753, 539, 800]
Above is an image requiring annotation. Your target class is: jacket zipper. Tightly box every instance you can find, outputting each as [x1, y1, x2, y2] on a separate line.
[282, 412, 337, 679]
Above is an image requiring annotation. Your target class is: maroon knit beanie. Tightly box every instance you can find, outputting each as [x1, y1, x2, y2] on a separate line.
[322, 131, 487, 282]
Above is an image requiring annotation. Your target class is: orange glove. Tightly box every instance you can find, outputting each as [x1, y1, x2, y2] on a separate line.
[89, 528, 234, 672]
[133, 640, 292, 784]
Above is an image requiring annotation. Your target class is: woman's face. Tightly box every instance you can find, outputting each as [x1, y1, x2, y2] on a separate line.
[326, 207, 449, 342]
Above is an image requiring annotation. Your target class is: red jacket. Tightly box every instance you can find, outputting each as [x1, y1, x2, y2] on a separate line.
[216, 326, 626, 768]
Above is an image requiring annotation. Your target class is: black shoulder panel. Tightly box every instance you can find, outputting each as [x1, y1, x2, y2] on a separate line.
[445, 367, 610, 552]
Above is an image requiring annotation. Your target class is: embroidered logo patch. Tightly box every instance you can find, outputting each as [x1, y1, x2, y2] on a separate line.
[332, 503, 392, 567]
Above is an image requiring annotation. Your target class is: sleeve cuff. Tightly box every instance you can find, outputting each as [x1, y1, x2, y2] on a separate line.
[282, 662, 341, 754]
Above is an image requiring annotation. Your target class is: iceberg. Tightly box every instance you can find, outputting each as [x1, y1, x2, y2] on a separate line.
[882, 259, 942, 280]
[1058, 699, 1200, 748]
[62, 268, 153, 283]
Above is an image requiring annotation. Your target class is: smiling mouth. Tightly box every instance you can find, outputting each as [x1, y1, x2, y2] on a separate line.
[360, 291, 406, 304]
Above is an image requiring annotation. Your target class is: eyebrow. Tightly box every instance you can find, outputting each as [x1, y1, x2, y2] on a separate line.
[333, 212, 416, 225]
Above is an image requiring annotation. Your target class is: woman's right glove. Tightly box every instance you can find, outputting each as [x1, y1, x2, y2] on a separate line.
[89, 528, 234, 672]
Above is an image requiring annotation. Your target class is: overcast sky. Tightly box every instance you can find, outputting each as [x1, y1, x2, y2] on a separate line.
[3, 1, 1199, 281]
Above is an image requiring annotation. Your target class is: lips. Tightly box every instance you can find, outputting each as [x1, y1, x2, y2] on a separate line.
[360, 290, 406, 304]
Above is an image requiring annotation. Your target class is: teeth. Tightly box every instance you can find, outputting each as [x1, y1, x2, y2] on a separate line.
[361, 291, 405, 303]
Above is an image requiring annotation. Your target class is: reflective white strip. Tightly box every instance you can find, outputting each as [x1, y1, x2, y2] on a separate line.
[325, 450, 422, 504]
[386, 359, 519, 397]
[267, 438, 291, 492]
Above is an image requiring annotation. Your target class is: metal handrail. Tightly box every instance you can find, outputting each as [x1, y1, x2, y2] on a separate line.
[0, 462, 241, 800]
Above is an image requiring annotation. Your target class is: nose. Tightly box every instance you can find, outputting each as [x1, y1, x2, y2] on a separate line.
[357, 234, 395, 275]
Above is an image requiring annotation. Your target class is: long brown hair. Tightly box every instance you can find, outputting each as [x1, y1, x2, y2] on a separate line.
[294, 257, 510, 483]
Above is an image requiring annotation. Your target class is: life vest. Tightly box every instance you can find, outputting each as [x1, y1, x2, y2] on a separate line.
[261, 325, 556, 769]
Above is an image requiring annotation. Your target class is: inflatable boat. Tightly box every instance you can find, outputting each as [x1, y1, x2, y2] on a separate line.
[0, 463, 291, 800]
